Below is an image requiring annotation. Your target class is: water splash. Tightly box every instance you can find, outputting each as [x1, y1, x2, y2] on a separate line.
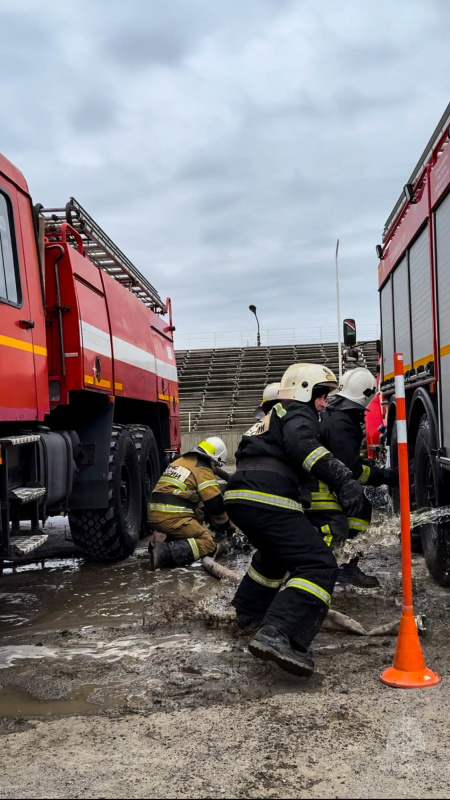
[410, 505, 450, 528]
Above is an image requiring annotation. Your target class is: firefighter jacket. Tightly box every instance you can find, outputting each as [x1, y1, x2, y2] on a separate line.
[224, 401, 365, 519]
[306, 397, 375, 534]
[149, 454, 229, 530]
[319, 397, 390, 487]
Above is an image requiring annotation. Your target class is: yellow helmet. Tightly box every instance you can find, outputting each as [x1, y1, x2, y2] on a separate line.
[190, 436, 228, 465]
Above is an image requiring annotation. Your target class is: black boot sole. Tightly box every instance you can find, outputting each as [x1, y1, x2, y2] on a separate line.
[248, 639, 314, 677]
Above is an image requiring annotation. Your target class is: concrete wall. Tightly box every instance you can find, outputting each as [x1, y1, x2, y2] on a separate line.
[181, 432, 244, 462]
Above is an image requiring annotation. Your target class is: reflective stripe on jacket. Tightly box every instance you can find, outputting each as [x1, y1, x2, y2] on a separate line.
[150, 454, 228, 526]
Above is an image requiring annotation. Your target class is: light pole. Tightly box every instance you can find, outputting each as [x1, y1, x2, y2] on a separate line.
[335, 239, 342, 383]
[249, 304, 261, 346]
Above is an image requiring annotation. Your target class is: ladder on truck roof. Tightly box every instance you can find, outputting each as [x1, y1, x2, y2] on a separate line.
[382, 102, 450, 242]
[40, 197, 166, 312]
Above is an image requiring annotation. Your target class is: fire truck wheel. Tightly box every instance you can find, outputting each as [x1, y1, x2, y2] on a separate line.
[69, 425, 142, 561]
[128, 425, 161, 537]
[414, 415, 450, 586]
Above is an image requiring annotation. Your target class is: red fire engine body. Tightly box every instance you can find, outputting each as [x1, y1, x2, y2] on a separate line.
[377, 103, 450, 586]
[0, 153, 179, 563]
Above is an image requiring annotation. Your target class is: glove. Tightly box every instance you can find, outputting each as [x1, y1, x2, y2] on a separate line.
[336, 480, 366, 519]
[381, 468, 399, 488]
[326, 517, 349, 543]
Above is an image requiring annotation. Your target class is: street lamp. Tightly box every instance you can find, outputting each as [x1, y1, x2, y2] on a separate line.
[249, 304, 261, 347]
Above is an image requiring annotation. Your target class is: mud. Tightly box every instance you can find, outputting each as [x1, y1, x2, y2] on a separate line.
[1, 516, 450, 798]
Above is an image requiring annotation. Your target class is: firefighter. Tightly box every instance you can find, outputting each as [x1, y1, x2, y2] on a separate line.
[306, 367, 399, 587]
[223, 363, 368, 677]
[253, 382, 281, 420]
[148, 436, 234, 569]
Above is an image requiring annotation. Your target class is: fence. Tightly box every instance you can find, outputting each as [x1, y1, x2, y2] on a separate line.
[175, 325, 380, 351]
[179, 409, 254, 432]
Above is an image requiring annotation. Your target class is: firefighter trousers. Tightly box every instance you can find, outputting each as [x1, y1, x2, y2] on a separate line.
[147, 511, 216, 559]
[226, 503, 339, 652]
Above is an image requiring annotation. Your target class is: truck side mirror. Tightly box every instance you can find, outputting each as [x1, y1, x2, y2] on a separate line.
[376, 339, 381, 355]
[343, 318, 357, 347]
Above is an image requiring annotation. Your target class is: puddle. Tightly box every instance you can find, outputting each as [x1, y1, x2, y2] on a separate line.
[0, 633, 232, 669]
[0, 547, 214, 634]
[0, 683, 125, 718]
[0, 633, 233, 718]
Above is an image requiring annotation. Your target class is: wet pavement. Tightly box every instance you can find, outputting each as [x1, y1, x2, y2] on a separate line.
[2, 514, 450, 799]
[0, 515, 449, 721]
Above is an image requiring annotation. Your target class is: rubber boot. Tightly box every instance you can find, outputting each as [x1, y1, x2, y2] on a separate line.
[148, 541, 176, 570]
[336, 555, 380, 588]
[248, 625, 315, 677]
[148, 539, 196, 570]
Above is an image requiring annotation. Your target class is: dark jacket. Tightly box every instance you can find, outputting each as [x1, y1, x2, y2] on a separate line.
[225, 401, 364, 517]
[319, 396, 390, 487]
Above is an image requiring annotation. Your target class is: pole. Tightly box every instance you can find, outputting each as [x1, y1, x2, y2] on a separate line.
[395, 353, 413, 614]
[188, 412, 191, 433]
[335, 239, 342, 382]
[380, 352, 440, 688]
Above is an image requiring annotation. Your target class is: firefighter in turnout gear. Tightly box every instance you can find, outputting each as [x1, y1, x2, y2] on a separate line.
[253, 383, 281, 420]
[224, 363, 368, 677]
[148, 437, 234, 569]
[306, 367, 399, 587]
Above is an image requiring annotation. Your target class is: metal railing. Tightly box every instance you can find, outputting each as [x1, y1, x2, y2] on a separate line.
[179, 408, 255, 432]
[174, 325, 379, 351]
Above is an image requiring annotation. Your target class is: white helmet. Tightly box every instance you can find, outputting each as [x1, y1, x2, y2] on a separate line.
[262, 383, 280, 404]
[191, 436, 228, 465]
[336, 367, 377, 409]
[278, 363, 338, 402]
[254, 382, 281, 419]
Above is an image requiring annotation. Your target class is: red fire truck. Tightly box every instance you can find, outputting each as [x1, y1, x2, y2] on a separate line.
[0, 154, 180, 564]
[377, 103, 450, 586]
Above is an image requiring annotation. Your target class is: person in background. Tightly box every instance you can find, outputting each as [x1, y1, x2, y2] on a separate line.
[306, 367, 398, 587]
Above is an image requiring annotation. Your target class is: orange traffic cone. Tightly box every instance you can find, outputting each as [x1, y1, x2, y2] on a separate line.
[381, 354, 440, 689]
[381, 611, 440, 688]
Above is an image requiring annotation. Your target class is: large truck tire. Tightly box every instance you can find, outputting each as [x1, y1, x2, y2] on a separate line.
[69, 424, 142, 561]
[414, 415, 450, 586]
[128, 425, 161, 537]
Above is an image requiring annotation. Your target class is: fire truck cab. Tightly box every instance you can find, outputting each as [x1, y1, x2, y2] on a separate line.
[0, 153, 180, 564]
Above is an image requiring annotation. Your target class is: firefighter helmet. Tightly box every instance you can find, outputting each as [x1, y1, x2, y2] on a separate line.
[254, 382, 281, 419]
[190, 436, 228, 465]
[336, 367, 377, 409]
[278, 363, 338, 402]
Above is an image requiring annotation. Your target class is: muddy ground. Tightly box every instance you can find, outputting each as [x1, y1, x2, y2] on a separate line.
[0, 516, 450, 799]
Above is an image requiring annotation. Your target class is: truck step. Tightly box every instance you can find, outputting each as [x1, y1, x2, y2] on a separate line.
[9, 487, 46, 504]
[10, 534, 49, 556]
[0, 434, 41, 446]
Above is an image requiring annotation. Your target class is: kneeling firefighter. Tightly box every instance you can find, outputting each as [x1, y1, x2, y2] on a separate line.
[148, 437, 235, 569]
[306, 367, 399, 587]
[223, 363, 368, 678]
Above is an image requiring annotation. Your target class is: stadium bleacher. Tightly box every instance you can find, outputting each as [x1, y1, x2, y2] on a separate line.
[176, 341, 379, 433]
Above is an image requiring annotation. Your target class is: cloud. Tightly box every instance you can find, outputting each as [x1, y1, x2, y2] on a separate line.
[0, 0, 449, 348]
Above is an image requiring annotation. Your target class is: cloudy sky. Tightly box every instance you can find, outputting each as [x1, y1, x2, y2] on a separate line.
[1, 0, 449, 348]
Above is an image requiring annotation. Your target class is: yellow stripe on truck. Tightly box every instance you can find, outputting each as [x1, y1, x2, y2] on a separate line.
[84, 375, 111, 388]
[0, 334, 47, 356]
